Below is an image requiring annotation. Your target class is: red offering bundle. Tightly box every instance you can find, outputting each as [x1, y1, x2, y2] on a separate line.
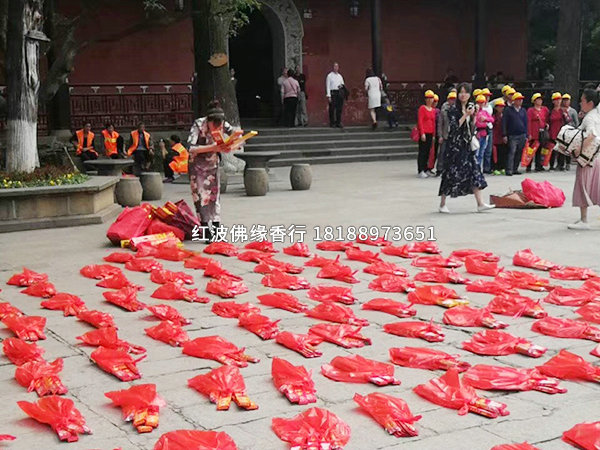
[368, 274, 415, 293]
[317, 262, 359, 284]
[550, 266, 598, 280]
[513, 249, 562, 271]
[537, 350, 600, 383]
[381, 244, 414, 258]
[321, 354, 400, 386]
[272, 407, 350, 450]
[316, 240, 357, 252]
[237, 250, 270, 263]
[487, 293, 548, 319]
[105, 383, 165, 433]
[491, 444, 540, 450]
[305, 255, 338, 267]
[203, 260, 242, 281]
[562, 422, 600, 450]
[307, 285, 357, 305]
[103, 287, 146, 311]
[345, 247, 381, 263]
[414, 267, 470, 284]
[18, 396, 91, 442]
[407, 285, 467, 308]
[576, 302, 600, 324]
[150, 269, 194, 285]
[363, 261, 408, 277]
[212, 301, 260, 318]
[462, 365, 566, 394]
[245, 240, 277, 253]
[15, 358, 68, 397]
[261, 270, 310, 290]
[147, 304, 191, 325]
[306, 303, 369, 326]
[152, 282, 209, 303]
[462, 330, 547, 357]
[103, 252, 135, 264]
[151, 243, 194, 262]
[271, 357, 317, 405]
[544, 287, 597, 306]
[184, 254, 215, 269]
[41, 293, 87, 317]
[496, 270, 551, 292]
[283, 242, 312, 257]
[254, 257, 304, 274]
[77, 309, 116, 329]
[583, 278, 600, 294]
[532, 316, 600, 341]
[153, 430, 238, 450]
[361, 298, 417, 318]
[592, 343, 600, 358]
[125, 258, 163, 273]
[2, 337, 45, 366]
[3, 315, 46, 341]
[257, 292, 308, 313]
[383, 320, 445, 342]
[7, 267, 49, 286]
[389, 347, 470, 372]
[309, 323, 371, 348]
[465, 255, 503, 277]
[80, 264, 122, 280]
[354, 393, 421, 438]
[0, 435, 15, 441]
[203, 242, 239, 256]
[238, 312, 280, 340]
[77, 327, 146, 354]
[275, 331, 323, 358]
[21, 281, 57, 298]
[106, 204, 153, 245]
[443, 306, 508, 329]
[206, 277, 249, 298]
[411, 255, 462, 268]
[145, 320, 189, 346]
[188, 365, 258, 411]
[96, 272, 143, 290]
[182, 336, 259, 367]
[406, 241, 441, 254]
[413, 368, 509, 418]
[0, 302, 23, 319]
[466, 279, 519, 295]
[90, 346, 145, 381]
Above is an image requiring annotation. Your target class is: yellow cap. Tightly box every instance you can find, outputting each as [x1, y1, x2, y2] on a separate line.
[562, 93, 571, 100]
[473, 89, 482, 97]
[447, 91, 457, 99]
[476, 94, 486, 103]
[506, 87, 516, 96]
[496, 99, 506, 107]
[482, 88, 492, 97]
[552, 92, 562, 100]
[425, 90, 435, 98]
[501, 85, 513, 95]
[512, 92, 524, 101]
[433, 94, 439, 102]
[531, 93, 542, 102]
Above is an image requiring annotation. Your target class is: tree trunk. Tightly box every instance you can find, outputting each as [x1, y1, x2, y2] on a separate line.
[554, 0, 582, 105]
[6, 0, 44, 173]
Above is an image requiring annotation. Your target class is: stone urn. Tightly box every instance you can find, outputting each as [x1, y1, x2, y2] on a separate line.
[244, 168, 268, 196]
[219, 167, 228, 194]
[140, 172, 163, 201]
[115, 176, 143, 207]
[290, 164, 312, 190]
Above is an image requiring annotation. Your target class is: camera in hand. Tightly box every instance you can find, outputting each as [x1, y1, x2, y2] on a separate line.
[467, 102, 475, 110]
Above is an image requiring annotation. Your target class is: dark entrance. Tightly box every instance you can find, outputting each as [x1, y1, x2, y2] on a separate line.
[229, 10, 274, 119]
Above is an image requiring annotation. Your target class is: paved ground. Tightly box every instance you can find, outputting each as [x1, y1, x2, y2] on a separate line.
[0, 160, 599, 450]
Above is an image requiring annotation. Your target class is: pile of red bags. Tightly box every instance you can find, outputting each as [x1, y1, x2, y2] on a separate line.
[550, 266, 598, 280]
[466, 279, 518, 295]
[316, 240, 357, 252]
[464, 255, 503, 276]
[212, 301, 260, 318]
[105, 384, 165, 433]
[496, 270, 552, 292]
[272, 408, 351, 449]
[321, 355, 400, 385]
[41, 293, 87, 317]
[345, 247, 381, 263]
[271, 357, 316, 405]
[576, 302, 600, 323]
[77, 309, 116, 329]
[389, 347, 470, 372]
[3, 337, 45, 366]
[204, 241, 239, 256]
[354, 393, 421, 437]
[411, 255, 462, 268]
[255, 257, 304, 275]
[283, 242, 312, 257]
[521, 178, 566, 208]
[188, 365, 258, 410]
[450, 249, 499, 262]
[203, 260, 242, 281]
[363, 261, 408, 277]
[103, 287, 147, 311]
[3, 315, 46, 341]
[7, 268, 49, 286]
[15, 358, 68, 397]
[146, 304, 191, 325]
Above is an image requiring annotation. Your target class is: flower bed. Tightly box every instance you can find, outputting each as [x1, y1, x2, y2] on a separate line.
[1, 166, 88, 189]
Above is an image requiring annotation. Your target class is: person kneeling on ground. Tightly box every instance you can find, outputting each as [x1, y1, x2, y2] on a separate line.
[162, 135, 189, 183]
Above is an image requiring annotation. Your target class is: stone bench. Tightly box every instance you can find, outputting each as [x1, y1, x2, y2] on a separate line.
[234, 151, 281, 173]
[83, 159, 134, 176]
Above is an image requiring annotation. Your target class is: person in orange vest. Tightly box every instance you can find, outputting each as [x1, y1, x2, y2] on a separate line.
[101, 122, 123, 159]
[162, 134, 188, 183]
[126, 122, 154, 176]
[70, 122, 98, 166]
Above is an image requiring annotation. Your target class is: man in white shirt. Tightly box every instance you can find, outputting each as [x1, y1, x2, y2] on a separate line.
[326, 62, 345, 128]
[276, 68, 288, 126]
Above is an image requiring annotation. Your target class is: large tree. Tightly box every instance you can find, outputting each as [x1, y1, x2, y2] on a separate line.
[554, 0, 583, 102]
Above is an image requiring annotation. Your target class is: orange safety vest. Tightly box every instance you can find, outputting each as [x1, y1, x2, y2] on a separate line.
[127, 130, 151, 155]
[76, 130, 97, 156]
[102, 129, 120, 157]
[169, 142, 189, 174]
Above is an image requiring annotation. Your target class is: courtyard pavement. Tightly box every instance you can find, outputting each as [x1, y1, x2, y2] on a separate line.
[0, 159, 599, 449]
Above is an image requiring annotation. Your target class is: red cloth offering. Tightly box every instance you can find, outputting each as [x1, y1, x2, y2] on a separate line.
[146, 304, 191, 325]
[537, 350, 600, 383]
[389, 347, 470, 372]
[275, 331, 323, 358]
[15, 358, 68, 397]
[103, 287, 146, 311]
[7, 268, 49, 286]
[105, 383, 165, 433]
[257, 292, 308, 313]
[414, 267, 470, 284]
[203, 242, 239, 256]
[238, 312, 280, 340]
[271, 357, 317, 405]
[308, 323, 371, 348]
[562, 421, 600, 450]
[306, 302, 369, 326]
[462, 364, 566, 394]
[462, 330, 546, 357]
[532, 317, 600, 341]
[307, 285, 357, 305]
[3, 315, 46, 341]
[272, 408, 350, 449]
[90, 346, 145, 381]
[361, 298, 417, 318]
[153, 430, 238, 450]
[443, 306, 508, 329]
[41, 293, 87, 316]
[2, 337, 45, 366]
[321, 354, 400, 386]
[182, 336, 259, 367]
[145, 321, 189, 347]
[261, 270, 310, 290]
[152, 282, 209, 303]
[188, 365, 258, 410]
[512, 249, 562, 271]
[383, 320, 445, 342]
[206, 277, 249, 298]
[407, 285, 466, 308]
[368, 274, 415, 293]
[487, 293, 548, 318]
[77, 309, 116, 329]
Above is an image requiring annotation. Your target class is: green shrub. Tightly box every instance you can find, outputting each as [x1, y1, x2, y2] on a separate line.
[0, 166, 89, 189]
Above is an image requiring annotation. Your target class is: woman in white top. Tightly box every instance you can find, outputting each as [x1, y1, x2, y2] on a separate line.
[364, 68, 383, 130]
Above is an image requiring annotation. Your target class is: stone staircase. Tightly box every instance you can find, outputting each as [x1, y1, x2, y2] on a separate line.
[240, 124, 415, 167]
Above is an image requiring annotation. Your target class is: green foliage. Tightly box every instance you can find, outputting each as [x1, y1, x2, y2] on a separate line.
[229, 0, 261, 37]
[0, 166, 89, 189]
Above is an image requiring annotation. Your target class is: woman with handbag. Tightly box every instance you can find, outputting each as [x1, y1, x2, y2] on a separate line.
[438, 83, 495, 214]
[364, 68, 383, 130]
[526, 93, 550, 172]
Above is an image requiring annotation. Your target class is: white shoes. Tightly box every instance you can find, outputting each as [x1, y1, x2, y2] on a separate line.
[418, 172, 429, 179]
[439, 205, 450, 214]
[477, 203, 496, 212]
[568, 221, 591, 230]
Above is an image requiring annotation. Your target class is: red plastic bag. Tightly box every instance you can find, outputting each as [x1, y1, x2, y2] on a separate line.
[550, 266, 599, 281]
[407, 285, 466, 308]
[150, 269, 194, 285]
[272, 357, 316, 405]
[522, 178, 566, 207]
[41, 293, 87, 317]
[413, 368, 509, 418]
[7, 267, 48, 286]
[389, 347, 470, 372]
[363, 261, 408, 277]
[188, 365, 258, 410]
[206, 277, 249, 298]
[466, 279, 518, 295]
[105, 383, 165, 433]
[169, 199, 201, 240]
[383, 320, 445, 342]
[381, 244, 414, 258]
[354, 393, 421, 437]
[532, 316, 600, 341]
[145, 321, 189, 347]
[272, 407, 350, 449]
[345, 247, 381, 263]
[103, 287, 147, 311]
[77, 309, 116, 329]
[238, 250, 269, 263]
[184, 254, 216, 270]
[152, 244, 195, 262]
[544, 287, 596, 306]
[146, 218, 186, 242]
[91, 346, 145, 381]
[203, 241, 239, 256]
[153, 430, 238, 450]
[306, 302, 368, 326]
[368, 274, 415, 293]
[361, 298, 417, 318]
[238, 312, 280, 340]
[592, 343, 600, 358]
[487, 293, 547, 318]
[103, 251, 135, 264]
[125, 258, 163, 273]
[465, 255, 502, 277]
[0, 302, 23, 319]
[307, 285, 357, 305]
[77, 327, 146, 354]
[537, 350, 600, 382]
[576, 302, 600, 324]
[462, 364, 566, 394]
[496, 270, 552, 292]
[491, 444, 540, 450]
[203, 261, 242, 281]
[321, 354, 400, 385]
[3, 315, 46, 341]
[15, 358, 68, 396]
[18, 396, 91, 442]
[106, 205, 153, 245]
[261, 270, 310, 290]
[152, 282, 209, 303]
[562, 422, 600, 450]
[257, 292, 308, 313]
[411, 255, 462, 268]
[305, 255, 338, 267]
[513, 248, 562, 271]
[462, 330, 546, 357]
[80, 264, 123, 280]
[443, 306, 508, 329]
[182, 336, 259, 366]
[316, 240, 357, 252]
[21, 281, 57, 298]
[2, 337, 45, 365]
[283, 242, 312, 257]
[521, 141, 539, 167]
[245, 240, 277, 253]
[356, 236, 391, 246]
[583, 278, 600, 294]
[212, 301, 260, 318]
[406, 241, 441, 254]
[147, 304, 190, 325]
[308, 323, 371, 348]
[96, 272, 143, 290]
[254, 257, 304, 275]
[317, 262, 359, 284]
[275, 331, 323, 358]
[414, 267, 470, 284]
[0, 435, 15, 441]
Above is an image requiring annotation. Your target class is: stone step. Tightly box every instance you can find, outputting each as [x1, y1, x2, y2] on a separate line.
[264, 144, 415, 160]
[249, 130, 410, 144]
[269, 151, 418, 167]
[246, 137, 412, 152]
[246, 125, 411, 136]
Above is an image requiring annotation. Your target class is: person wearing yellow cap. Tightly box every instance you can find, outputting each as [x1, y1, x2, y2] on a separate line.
[416, 90, 437, 178]
[549, 92, 568, 170]
[491, 85, 515, 109]
[526, 93, 549, 172]
[502, 91, 528, 175]
[473, 89, 482, 98]
[475, 95, 494, 172]
[436, 88, 458, 173]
